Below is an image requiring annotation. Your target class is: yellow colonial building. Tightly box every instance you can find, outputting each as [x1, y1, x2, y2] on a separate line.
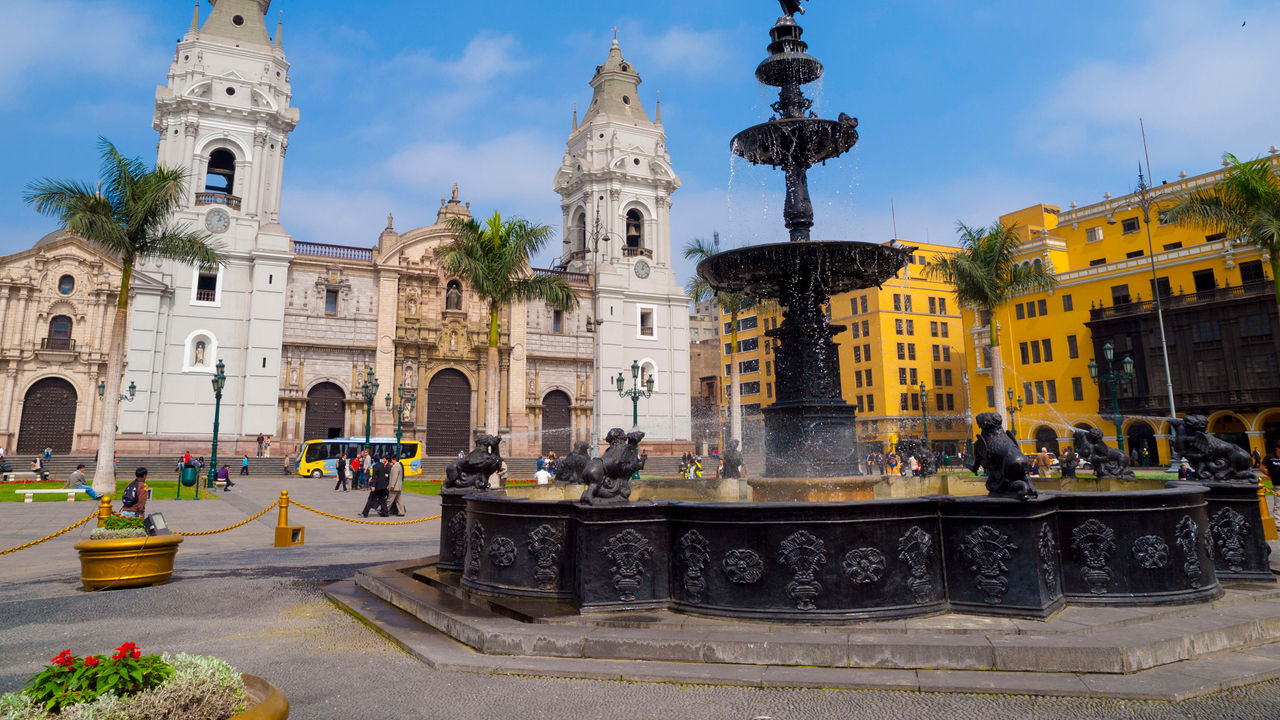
[962, 155, 1280, 464]
[718, 240, 971, 462]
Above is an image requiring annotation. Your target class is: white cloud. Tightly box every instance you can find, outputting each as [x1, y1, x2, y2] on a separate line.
[281, 187, 399, 248]
[0, 0, 158, 109]
[628, 26, 736, 78]
[1028, 0, 1280, 165]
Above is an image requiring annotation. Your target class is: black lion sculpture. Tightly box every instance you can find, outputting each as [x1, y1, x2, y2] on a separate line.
[443, 434, 503, 491]
[555, 441, 592, 485]
[970, 412, 1036, 499]
[1072, 427, 1134, 479]
[1171, 414, 1256, 483]
[581, 428, 647, 505]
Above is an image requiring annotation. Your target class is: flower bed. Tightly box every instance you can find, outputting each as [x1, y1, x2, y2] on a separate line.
[0, 643, 282, 720]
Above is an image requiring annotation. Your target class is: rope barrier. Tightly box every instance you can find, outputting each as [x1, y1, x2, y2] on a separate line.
[289, 499, 441, 526]
[0, 509, 98, 556]
[175, 501, 278, 536]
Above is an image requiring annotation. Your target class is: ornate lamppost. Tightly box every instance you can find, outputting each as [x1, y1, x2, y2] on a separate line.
[206, 360, 226, 489]
[616, 360, 654, 429]
[98, 380, 137, 403]
[1089, 341, 1135, 455]
[919, 382, 929, 447]
[361, 366, 379, 449]
[385, 385, 416, 444]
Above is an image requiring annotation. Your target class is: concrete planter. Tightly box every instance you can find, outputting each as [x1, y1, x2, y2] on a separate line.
[231, 674, 289, 720]
[73, 534, 183, 590]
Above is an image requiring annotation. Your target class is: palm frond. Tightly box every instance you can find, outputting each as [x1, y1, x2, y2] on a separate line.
[509, 274, 580, 311]
[147, 226, 224, 269]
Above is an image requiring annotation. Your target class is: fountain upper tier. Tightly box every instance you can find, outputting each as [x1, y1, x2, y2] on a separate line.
[696, 240, 913, 300]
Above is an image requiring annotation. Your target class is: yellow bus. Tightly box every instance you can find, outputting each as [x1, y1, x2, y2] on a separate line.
[296, 437, 423, 478]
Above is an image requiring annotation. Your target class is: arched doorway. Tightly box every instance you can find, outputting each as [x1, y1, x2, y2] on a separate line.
[1210, 414, 1250, 453]
[18, 378, 76, 454]
[304, 383, 345, 440]
[1260, 411, 1280, 457]
[541, 390, 572, 456]
[1126, 420, 1159, 466]
[426, 369, 471, 456]
[1032, 426, 1060, 456]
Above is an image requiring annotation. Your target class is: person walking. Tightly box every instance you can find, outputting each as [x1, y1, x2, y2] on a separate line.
[1036, 448, 1052, 478]
[256, 433, 265, 457]
[387, 454, 405, 516]
[63, 463, 100, 500]
[335, 452, 349, 492]
[240, 455, 250, 476]
[360, 457, 390, 518]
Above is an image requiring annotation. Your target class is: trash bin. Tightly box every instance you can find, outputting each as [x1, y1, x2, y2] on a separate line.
[179, 465, 198, 487]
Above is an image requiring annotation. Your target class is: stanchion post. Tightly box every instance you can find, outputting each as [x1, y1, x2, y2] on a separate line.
[96, 496, 113, 527]
[274, 489, 305, 548]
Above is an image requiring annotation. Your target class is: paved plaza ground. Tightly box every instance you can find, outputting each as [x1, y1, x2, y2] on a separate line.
[3, 474, 1280, 719]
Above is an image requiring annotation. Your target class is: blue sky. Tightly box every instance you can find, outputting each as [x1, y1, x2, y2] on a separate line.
[2, 0, 1277, 284]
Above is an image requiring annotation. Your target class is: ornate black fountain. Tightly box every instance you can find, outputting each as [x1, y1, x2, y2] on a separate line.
[696, 3, 911, 477]
[423, 2, 1269, 626]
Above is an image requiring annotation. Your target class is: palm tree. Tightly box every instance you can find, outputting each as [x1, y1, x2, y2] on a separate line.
[437, 211, 579, 435]
[1161, 153, 1280, 310]
[923, 222, 1057, 426]
[25, 138, 224, 496]
[683, 237, 757, 446]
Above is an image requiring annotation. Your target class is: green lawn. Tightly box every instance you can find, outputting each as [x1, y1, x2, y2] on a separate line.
[1, 479, 211, 503]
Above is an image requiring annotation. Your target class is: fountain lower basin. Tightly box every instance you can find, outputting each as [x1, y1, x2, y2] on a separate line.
[437, 481, 1269, 622]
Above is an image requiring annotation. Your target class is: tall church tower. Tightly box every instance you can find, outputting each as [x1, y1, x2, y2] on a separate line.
[120, 0, 298, 444]
[554, 39, 691, 451]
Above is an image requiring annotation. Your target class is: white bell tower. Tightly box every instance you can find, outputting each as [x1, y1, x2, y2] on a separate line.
[121, 0, 299, 445]
[553, 38, 691, 452]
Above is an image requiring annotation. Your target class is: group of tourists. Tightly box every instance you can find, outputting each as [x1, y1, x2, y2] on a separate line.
[534, 452, 559, 484]
[332, 449, 405, 517]
[255, 433, 272, 457]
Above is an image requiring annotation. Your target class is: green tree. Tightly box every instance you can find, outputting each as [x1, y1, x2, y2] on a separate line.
[437, 211, 578, 435]
[923, 222, 1057, 427]
[1161, 153, 1280, 310]
[25, 139, 224, 495]
[683, 237, 759, 446]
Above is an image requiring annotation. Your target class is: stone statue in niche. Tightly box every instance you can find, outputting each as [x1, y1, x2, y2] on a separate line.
[1170, 414, 1257, 483]
[1072, 426, 1135, 479]
[555, 441, 591, 484]
[444, 434, 503, 491]
[406, 293, 418, 318]
[403, 360, 417, 388]
[289, 363, 299, 387]
[445, 283, 463, 311]
[194, 340, 206, 366]
[720, 439, 744, 479]
[971, 412, 1037, 499]
[581, 428, 646, 505]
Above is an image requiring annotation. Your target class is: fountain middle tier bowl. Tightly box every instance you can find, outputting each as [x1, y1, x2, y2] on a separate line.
[696, 240, 915, 299]
[731, 117, 858, 167]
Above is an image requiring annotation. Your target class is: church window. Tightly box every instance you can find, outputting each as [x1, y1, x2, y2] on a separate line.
[445, 281, 463, 310]
[572, 211, 587, 253]
[623, 96, 631, 105]
[552, 310, 563, 333]
[205, 149, 236, 195]
[225, 87, 236, 96]
[625, 209, 644, 248]
[57, 275, 75, 295]
[47, 316, 72, 350]
[638, 306, 655, 337]
[232, 14, 244, 26]
[324, 290, 338, 316]
[192, 266, 221, 306]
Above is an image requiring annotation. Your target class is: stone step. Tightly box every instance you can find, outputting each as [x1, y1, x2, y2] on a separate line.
[324, 578, 1280, 701]
[353, 559, 1280, 675]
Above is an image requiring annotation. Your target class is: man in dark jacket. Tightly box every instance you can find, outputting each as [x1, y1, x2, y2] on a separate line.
[334, 453, 348, 492]
[360, 457, 390, 517]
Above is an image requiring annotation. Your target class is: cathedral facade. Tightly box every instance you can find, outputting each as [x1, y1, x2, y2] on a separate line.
[2, 4, 689, 459]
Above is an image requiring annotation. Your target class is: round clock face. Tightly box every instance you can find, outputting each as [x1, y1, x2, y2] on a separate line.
[205, 208, 230, 234]
[634, 260, 651, 279]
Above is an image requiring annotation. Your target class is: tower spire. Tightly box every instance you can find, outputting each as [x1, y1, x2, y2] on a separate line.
[572, 102, 578, 131]
[190, 0, 200, 32]
[655, 92, 662, 124]
[274, 10, 283, 49]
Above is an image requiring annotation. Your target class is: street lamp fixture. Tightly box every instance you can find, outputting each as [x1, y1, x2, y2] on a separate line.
[207, 360, 226, 489]
[384, 385, 416, 444]
[1090, 341, 1135, 454]
[98, 380, 137, 402]
[617, 360, 655, 428]
[919, 382, 929, 446]
[361, 366, 379, 449]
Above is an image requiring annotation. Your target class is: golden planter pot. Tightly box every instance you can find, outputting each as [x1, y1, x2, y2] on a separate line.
[232, 674, 289, 720]
[73, 534, 183, 590]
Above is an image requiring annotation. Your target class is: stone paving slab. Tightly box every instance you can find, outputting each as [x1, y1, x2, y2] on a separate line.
[326, 579, 1280, 701]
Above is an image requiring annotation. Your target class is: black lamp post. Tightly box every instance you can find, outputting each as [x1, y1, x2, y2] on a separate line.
[384, 385, 415, 444]
[207, 360, 226, 489]
[361, 366, 379, 449]
[1088, 341, 1135, 454]
[98, 380, 137, 402]
[919, 382, 929, 447]
[616, 360, 655, 429]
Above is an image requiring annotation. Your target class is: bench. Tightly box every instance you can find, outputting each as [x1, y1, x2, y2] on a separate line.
[13, 488, 87, 503]
[2, 472, 41, 482]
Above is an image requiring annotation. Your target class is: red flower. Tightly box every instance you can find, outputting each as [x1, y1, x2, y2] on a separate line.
[112, 642, 139, 661]
[130, 650, 141, 659]
[84, 656, 100, 668]
[51, 650, 74, 667]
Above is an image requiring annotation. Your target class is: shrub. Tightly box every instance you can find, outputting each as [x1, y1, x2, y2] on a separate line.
[87, 528, 148, 540]
[101, 517, 144, 531]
